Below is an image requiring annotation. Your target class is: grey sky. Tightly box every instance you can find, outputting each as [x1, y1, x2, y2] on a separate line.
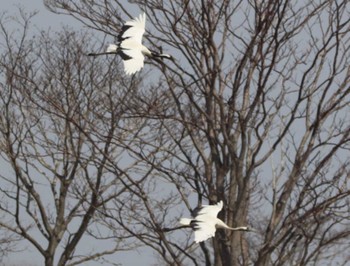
[2, 1, 348, 265]
[1, 1, 75, 29]
[1, 2, 74, 265]
[0, 1, 151, 265]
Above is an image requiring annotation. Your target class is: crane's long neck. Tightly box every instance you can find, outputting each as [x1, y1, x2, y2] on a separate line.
[151, 52, 173, 60]
[146, 48, 173, 60]
[216, 219, 249, 231]
[216, 218, 231, 229]
[138, 46, 173, 60]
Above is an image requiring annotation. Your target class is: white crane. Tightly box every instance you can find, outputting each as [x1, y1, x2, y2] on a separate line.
[88, 13, 173, 75]
[179, 201, 249, 243]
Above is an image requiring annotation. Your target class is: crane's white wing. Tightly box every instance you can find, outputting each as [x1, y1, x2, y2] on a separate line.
[195, 201, 223, 219]
[117, 13, 147, 75]
[122, 50, 145, 75]
[190, 201, 223, 243]
[119, 13, 146, 45]
[193, 219, 217, 243]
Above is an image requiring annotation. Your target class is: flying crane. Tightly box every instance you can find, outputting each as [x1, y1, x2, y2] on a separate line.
[179, 201, 249, 243]
[88, 13, 173, 75]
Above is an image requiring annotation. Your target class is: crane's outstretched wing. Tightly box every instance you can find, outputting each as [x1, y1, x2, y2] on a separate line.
[191, 201, 223, 243]
[117, 13, 147, 75]
[122, 51, 145, 75]
[195, 201, 223, 219]
[192, 220, 217, 243]
[118, 13, 146, 44]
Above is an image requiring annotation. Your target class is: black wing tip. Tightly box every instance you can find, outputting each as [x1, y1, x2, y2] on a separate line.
[119, 51, 133, 61]
[118, 25, 133, 42]
[191, 206, 203, 218]
[190, 220, 203, 231]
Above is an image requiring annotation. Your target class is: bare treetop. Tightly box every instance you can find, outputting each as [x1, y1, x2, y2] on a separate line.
[1, 1, 350, 265]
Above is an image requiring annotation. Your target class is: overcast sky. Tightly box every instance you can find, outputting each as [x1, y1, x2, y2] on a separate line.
[0, 1, 151, 265]
[1, 1, 79, 265]
[1, 0, 77, 29]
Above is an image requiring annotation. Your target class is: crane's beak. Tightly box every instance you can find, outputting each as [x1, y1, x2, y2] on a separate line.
[169, 55, 176, 62]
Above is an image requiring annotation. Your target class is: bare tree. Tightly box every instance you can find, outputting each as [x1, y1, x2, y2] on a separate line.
[0, 225, 21, 263]
[1, 1, 350, 265]
[0, 10, 154, 266]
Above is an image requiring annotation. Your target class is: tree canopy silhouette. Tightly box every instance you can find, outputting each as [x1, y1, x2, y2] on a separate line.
[1, 1, 350, 265]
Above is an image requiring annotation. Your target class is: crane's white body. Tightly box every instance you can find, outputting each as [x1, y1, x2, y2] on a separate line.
[179, 201, 248, 243]
[89, 13, 172, 75]
[110, 13, 149, 75]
